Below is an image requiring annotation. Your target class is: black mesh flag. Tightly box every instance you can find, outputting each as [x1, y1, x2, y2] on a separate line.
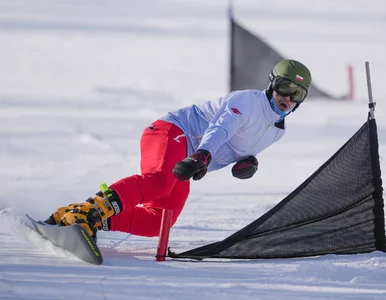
[169, 117, 385, 259]
[230, 17, 333, 99]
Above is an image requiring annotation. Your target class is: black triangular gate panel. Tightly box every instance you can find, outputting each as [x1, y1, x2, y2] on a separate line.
[230, 17, 333, 99]
[169, 118, 385, 259]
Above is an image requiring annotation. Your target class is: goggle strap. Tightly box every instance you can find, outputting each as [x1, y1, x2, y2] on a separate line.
[269, 71, 275, 83]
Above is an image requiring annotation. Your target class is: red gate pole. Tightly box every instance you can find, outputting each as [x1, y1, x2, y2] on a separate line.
[156, 209, 173, 262]
[348, 64, 355, 101]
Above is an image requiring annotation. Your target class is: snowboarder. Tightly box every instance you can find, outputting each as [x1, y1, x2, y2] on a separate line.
[45, 59, 312, 241]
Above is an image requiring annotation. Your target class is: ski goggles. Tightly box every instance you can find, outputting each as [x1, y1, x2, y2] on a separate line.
[272, 77, 308, 103]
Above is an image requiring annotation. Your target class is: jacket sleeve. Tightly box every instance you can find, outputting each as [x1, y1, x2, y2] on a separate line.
[197, 91, 253, 155]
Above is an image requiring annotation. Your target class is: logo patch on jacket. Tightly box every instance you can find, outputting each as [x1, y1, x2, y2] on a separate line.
[231, 108, 241, 115]
[173, 134, 186, 143]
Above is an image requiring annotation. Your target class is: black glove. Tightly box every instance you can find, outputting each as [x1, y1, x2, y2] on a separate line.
[232, 156, 258, 179]
[173, 149, 212, 181]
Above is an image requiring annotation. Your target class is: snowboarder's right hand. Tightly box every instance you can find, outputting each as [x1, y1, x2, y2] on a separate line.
[173, 149, 212, 181]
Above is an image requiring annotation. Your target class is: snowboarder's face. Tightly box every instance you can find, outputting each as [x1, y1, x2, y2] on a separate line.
[273, 90, 297, 112]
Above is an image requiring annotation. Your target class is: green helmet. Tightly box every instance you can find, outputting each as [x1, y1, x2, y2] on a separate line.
[269, 59, 312, 91]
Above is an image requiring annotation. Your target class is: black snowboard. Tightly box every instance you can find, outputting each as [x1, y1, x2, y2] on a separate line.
[26, 215, 103, 265]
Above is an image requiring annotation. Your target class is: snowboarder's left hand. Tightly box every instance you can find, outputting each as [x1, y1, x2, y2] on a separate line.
[232, 156, 258, 179]
[173, 149, 212, 181]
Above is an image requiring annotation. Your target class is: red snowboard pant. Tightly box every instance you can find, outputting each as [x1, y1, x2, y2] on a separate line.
[109, 120, 189, 237]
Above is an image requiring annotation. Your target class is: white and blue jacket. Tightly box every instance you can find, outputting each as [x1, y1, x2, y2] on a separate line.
[160, 89, 286, 172]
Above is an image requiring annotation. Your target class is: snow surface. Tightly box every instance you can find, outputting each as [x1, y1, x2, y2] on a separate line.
[1, 0, 386, 299]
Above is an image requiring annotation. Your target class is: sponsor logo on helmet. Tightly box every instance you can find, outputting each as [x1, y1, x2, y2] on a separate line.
[295, 75, 304, 81]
